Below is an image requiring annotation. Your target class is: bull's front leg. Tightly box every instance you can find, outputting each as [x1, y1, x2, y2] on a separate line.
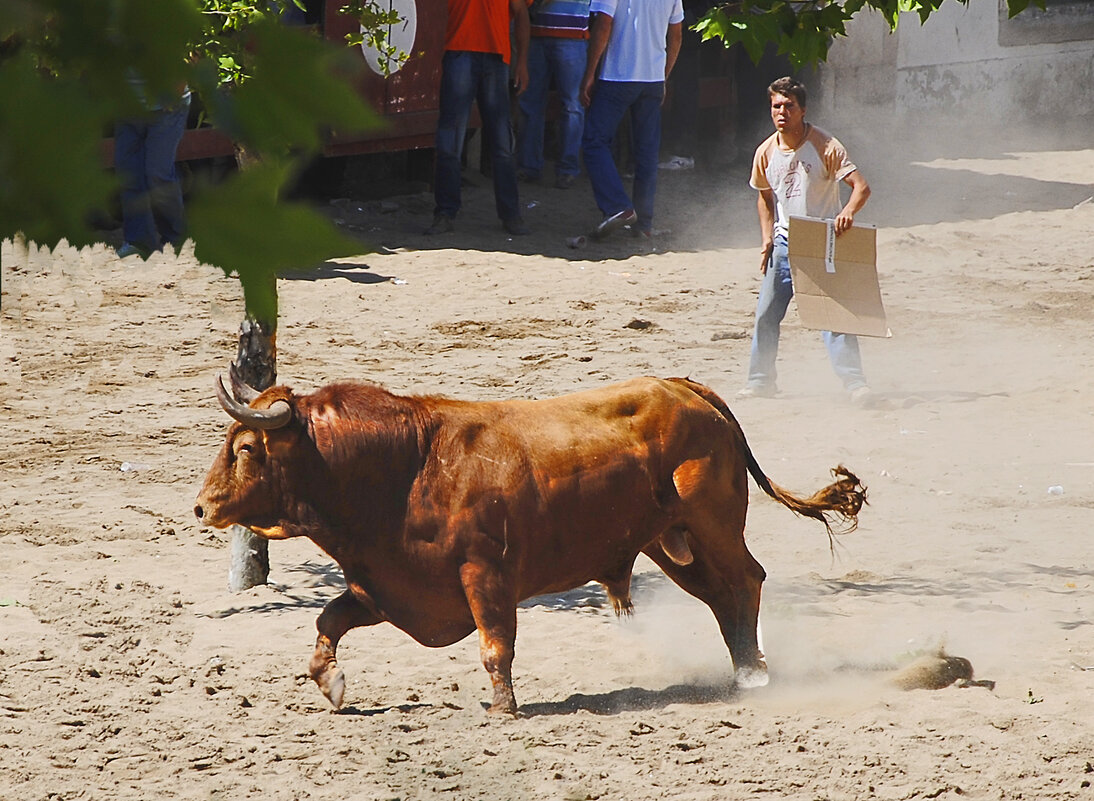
[309, 588, 382, 709]
[459, 562, 518, 716]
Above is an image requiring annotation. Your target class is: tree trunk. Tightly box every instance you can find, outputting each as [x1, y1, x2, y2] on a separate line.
[226, 142, 281, 592]
[227, 312, 277, 592]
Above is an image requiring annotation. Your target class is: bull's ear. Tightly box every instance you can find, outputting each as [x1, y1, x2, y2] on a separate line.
[215, 375, 292, 430]
[261, 426, 302, 459]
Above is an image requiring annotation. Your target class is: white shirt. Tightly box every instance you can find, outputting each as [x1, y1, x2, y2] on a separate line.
[750, 124, 857, 237]
[590, 0, 685, 83]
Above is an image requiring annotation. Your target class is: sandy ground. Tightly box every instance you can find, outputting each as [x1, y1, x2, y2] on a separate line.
[2, 118, 1093, 800]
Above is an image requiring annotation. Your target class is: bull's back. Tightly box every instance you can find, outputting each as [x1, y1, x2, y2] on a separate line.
[433, 377, 724, 481]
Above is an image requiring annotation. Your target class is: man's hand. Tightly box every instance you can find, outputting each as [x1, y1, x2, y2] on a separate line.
[759, 242, 773, 275]
[509, 0, 530, 94]
[835, 170, 871, 236]
[580, 74, 595, 107]
[512, 61, 530, 94]
[833, 209, 855, 235]
[582, 12, 612, 108]
[756, 189, 776, 273]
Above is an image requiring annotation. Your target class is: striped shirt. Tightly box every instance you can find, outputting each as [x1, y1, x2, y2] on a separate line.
[530, 0, 591, 39]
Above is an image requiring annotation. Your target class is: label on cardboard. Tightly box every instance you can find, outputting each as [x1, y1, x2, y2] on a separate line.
[825, 220, 836, 273]
[787, 215, 891, 338]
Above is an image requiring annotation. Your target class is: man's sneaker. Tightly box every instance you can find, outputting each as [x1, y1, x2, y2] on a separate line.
[424, 214, 453, 235]
[503, 218, 530, 236]
[736, 384, 777, 399]
[517, 169, 541, 184]
[659, 155, 695, 171]
[592, 208, 637, 239]
[115, 242, 143, 259]
[554, 173, 577, 189]
[849, 385, 876, 407]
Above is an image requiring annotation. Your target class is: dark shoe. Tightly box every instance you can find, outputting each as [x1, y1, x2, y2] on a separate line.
[592, 208, 637, 239]
[503, 218, 530, 236]
[517, 169, 541, 184]
[115, 242, 143, 259]
[554, 173, 577, 189]
[424, 214, 453, 235]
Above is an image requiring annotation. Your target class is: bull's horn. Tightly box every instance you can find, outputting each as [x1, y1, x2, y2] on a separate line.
[228, 362, 262, 404]
[215, 375, 292, 430]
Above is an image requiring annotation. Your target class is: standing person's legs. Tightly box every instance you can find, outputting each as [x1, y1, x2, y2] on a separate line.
[823, 331, 867, 390]
[745, 237, 793, 391]
[478, 53, 523, 225]
[144, 102, 189, 250]
[551, 37, 587, 180]
[582, 80, 637, 219]
[516, 37, 549, 181]
[662, 27, 699, 163]
[115, 119, 157, 253]
[433, 51, 476, 221]
[628, 82, 664, 234]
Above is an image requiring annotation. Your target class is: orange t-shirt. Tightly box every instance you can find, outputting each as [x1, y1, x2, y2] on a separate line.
[446, 0, 514, 63]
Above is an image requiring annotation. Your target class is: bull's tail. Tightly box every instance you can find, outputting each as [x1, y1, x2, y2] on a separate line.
[667, 377, 867, 537]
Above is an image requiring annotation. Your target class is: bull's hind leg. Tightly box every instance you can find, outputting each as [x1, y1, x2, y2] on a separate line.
[644, 526, 769, 689]
[661, 455, 768, 686]
[459, 562, 519, 715]
[310, 589, 383, 709]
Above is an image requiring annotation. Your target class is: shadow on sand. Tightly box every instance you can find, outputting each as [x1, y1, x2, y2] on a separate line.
[517, 681, 737, 718]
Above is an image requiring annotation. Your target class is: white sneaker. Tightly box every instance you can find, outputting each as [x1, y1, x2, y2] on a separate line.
[659, 155, 695, 171]
[849, 386, 875, 407]
[736, 384, 776, 399]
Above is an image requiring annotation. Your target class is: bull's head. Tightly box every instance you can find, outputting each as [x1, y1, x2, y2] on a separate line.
[193, 372, 297, 539]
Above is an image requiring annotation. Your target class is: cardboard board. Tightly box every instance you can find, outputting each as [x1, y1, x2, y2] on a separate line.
[787, 215, 891, 338]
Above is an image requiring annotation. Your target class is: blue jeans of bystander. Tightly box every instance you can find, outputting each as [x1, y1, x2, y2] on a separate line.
[115, 100, 189, 252]
[517, 36, 587, 179]
[581, 80, 663, 233]
[746, 236, 867, 391]
[434, 50, 522, 224]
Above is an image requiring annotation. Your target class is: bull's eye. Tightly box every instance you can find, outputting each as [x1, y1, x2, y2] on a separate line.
[239, 443, 253, 454]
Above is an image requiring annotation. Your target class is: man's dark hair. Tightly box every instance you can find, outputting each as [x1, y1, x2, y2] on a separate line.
[767, 76, 807, 109]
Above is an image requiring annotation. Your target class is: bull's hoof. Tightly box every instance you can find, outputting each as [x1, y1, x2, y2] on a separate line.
[315, 666, 346, 709]
[485, 685, 518, 717]
[485, 701, 518, 717]
[735, 665, 770, 690]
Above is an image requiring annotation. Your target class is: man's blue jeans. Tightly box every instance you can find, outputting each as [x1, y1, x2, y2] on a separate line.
[746, 236, 867, 391]
[517, 37, 587, 178]
[115, 101, 189, 252]
[582, 80, 663, 233]
[434, 50, 522, 224]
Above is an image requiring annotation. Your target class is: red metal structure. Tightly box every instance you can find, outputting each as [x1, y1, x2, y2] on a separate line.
[320, 0, 445, 156]
[101, 0, 445, 166]
[102, 2, 738, 167]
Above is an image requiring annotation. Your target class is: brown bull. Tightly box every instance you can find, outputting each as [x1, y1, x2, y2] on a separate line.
[194, 372, 865, 715]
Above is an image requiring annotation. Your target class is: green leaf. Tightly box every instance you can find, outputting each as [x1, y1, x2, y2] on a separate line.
[0, 54, 114, 248]
[188, 160, 367, 323]
[215, 17, 381, 155]
[112, 0, 203, 103]
[1007, 0, 1031, 17]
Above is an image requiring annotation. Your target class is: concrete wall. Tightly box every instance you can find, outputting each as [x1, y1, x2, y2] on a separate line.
[814, 1, 1094, 125]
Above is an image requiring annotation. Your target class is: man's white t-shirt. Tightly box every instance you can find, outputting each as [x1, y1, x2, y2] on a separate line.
[750, 124, 857, 238]
[590, 0, 684, 83]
